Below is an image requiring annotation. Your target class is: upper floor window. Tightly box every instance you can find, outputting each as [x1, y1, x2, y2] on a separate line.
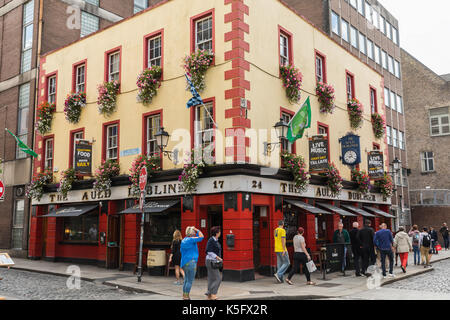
[370, 88, 377, 114]
[365, 1, 372, 24]
[380, 16, 386, 34]
[398, 131, 405, 150]
[392, 128, 398, 148]
[47, 76, 56, 104]
[331, 11, 340, 36]
[195, 15, 213, 52]
[390, 91, 397, 111]
[421, 152, 434, 173]
[386, 22, 393, 40]
[21, 0, 34, 74]
[373, 10, 379, 29]
[396, 95, 403, 114]
[374, 45, 380, 65]
[359, 33, 366, 55]
[388, 55, 394, 74]
[281, 112, 294, 154]
[146, 114, 161, 156]
[346, 73, 355, 100]
[75, 64, 85, 93]
[341, 19, 349, 42]
[430, 107, 450, 136]
[350, 0, 357, 9]
[44, 138, 54, 170]
[134, 0, 148, 14]
[381, 50, 388, 70]
[392, 27, 399, 45]
[279, 31, 291, 66]
[85, 0, 99, 5]
[394, 60, 401, 78]
[108, 51, 120, 82]
[80, 11, 99, 37]
[194, 102, 215, 151]
[70, 130, 84, 168]
[350, 26, 358, 49]
[367, 39, 374, 60]
[357, 0, 365, 15]
[384, 88, 390, 108]
[386, 126, 391, 145]
[315, 52, 326, 83]
[147, 35, 162, 67]
[106, 124, 119, 160]
[17, 83, 30, 159]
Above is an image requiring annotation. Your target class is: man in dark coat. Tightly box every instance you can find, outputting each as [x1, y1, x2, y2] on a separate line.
[430, 227, 439, 254]
[357, 219, 376, 276]
[349, 222, 362, 277]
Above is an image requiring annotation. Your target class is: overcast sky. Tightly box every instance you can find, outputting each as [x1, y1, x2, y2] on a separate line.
[378, 0, 450, 75]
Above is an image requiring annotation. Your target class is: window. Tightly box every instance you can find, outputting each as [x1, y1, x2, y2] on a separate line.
[386, 22, 392, 40]
[134, 0, 148, 14]
[85, 0, 99, 5]
[392, 27, 399, 45]
[386, 126, 391, 145]
[315, 52, 326, 83]
[281, 112, 294, 153]
[382, 50, 387, 69]
[357, 0, 365, 15]
[374, 45, 380, 65]
[63, 212, 99, 242]
[108, 51, 120, 82]
[106, 124, 119, 160]
[47, 76, 56, 104]
[21, 0, 34, 73]
[70, 130, 84, 169]
[195, 15, 213, 51]
[359, 33, 366, 55]
[144, 209, 180, 245]
[318, 123, 330, 161]
[384, 88, 390, 108]
[373, 10, 379, 29]
[396, 95, 403, 114]
[392, 128, 398, 148]
[370, 88, 377, 114]
[350, 26, 358, 49]
[380, 16, 386, 34]
[80, 11, 99, 37]
[390, 91, 397, 111]
[75, 64, 85, 93]
[331, 11, 340, 36]
[346, 72, 355, 100]
[430, 107, 450, 136]
[350, 0, 357, 9]
[399, 131, 405, 150]
[146, 114, 161, 156]
[147, 35, 162, 67]
[341, 19, 349, 42]
[11, 200, 25, 249]
[394, 60, 401, 78]
[44, 138, 54, 170]
[194, 102, 215, 151]
[365, 2, 372, 23]
[17, 83, 30, 159]
[367, 39, 374, 60]
[421, 152, 434, 172]
[388, 55, 394, 74]
[279, 33, 290, 66]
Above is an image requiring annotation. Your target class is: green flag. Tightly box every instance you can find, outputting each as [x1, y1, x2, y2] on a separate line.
[286, 97, 312, 143]
[5, 129, 38, 158]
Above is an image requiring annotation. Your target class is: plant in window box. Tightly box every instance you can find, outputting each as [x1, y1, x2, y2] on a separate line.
[97, 80, 120, 117]
[57, 168, 76, 199]
[26, 170, 53, 201]
[316, 82, 336, 114]
[93, 160, 120, 194]
[351, 168, 371, 195]
[321, 162, 343, 197]
[280, 64, 303, 104]
[136, 66, 162, 105]
[183, 49, 214, 92]
[281, 152, 310, 193]
[64, 92, 86, 124]
[371, 113, 385, 139]
[36, 101, 56, 135]
[129, 154, 161, 198]
[347, 98, 364, 129]
[374, 173, 394, 198]
[178, 149, 207, 194]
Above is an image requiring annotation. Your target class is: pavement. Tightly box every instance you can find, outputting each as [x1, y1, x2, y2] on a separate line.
[2, 249, 450, 300]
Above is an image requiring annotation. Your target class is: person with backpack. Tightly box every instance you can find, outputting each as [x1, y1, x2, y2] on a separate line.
[408, 225, 421, 265]
[440, 223, 449, 250]
[420, 227, 432, 268]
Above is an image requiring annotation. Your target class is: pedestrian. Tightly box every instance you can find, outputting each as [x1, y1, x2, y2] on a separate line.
[430, 227, 438, 254]
[274, 220, 290, 283]
[374, 223, 395, 278]
[333, 222, 350, 275]
[205, 226, 223, 300]
[169, 230, 185, 285]
[357, 219, 376, 276]
[286, 227, 316, 286]
[180, 226, 204, 300]
[349, 222, 362, 277]
[393, 226, 412, 273]
[419, 227, 432, 268]
[440, 223, 449, 250]
[408, 225, 421, 265]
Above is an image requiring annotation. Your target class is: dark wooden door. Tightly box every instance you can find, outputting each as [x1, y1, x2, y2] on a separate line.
[106, 215, 120, 269]
[41, 218, 48, 258]
[253, 207, 261, 270]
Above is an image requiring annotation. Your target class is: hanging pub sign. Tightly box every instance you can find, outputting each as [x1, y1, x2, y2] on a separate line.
[368, 151, 384, 180]
[339, 134, 361, 166]
[309, 135, 329, 173]
[74, 140, 92, 174]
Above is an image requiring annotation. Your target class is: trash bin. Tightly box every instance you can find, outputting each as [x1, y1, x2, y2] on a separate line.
[147, 249, 166, 276]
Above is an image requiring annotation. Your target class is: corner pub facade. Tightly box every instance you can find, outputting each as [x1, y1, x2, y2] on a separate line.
[28, 0, 392, 282]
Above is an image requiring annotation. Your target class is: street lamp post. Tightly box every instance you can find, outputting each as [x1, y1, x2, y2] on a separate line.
[154, 127, 177, 162]
[389, 157, 402, 230]
[263, 118, 289, 156]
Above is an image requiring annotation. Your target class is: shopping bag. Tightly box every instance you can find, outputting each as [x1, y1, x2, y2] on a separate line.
[435, 243, 442, 251]
[306, 260, 317, 273]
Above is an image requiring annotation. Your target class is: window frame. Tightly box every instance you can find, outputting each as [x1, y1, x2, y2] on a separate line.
[346, 71, 355, 101]
[190, 9, 215, 62]
[102, 120, 120, 162]
[315, 50, 327, 84]
[367, 38, 374, 60]
[278, 25, 293, 67]
[72, 59, 87, 93]
[341, 18, 349, 42]
[80, 10, 99, 37]
[69, 128, 85, 169]
[421, 151, 435, 173]
[359, 32, 366, 55]
[429, 108, 450, 137]
[104, 46, 122, 84]
[386, 126, 391, 145]
[144, 29, 164, 72]
[331, 11, 340, 36]
[317, 122, 330, 162]
[350, 25, 358, 49]
[280, 108, 296, 155]
[142, 110, 163, 158]
[190, 97, 216, 153]
[370, 86, 378, 114]
[43, 135, 54, 171]
[45, 72, 57, 105]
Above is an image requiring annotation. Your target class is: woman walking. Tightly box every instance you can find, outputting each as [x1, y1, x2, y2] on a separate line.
[169, 230, 185, 285]
[393, 226, 412, 273]
[180, 226, 204, 300]
[285, 227, 316, 286]
[205, 226, 223, 300]
[408, 225, 421, 265]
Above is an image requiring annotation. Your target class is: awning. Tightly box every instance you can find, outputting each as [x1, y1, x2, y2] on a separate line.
[341, 205, 375, 217]
[284, 199, 331, 215]
[41, 204, 99, 218]
[316, 203, 357, 217]
[363, 206, 396, 218]
[120, 199, 180, 214]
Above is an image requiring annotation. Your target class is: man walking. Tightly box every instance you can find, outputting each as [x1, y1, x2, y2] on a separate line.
[430, 227, 438, 254]
[333, 222, 350, 275]
[420, 227, 432, 268]
[357, 220, 376, 276]
[440, 223, 449, 250]
[374, 223, 395, 278]
[274, 220, 290, 283]
[349, 222, 362, 277]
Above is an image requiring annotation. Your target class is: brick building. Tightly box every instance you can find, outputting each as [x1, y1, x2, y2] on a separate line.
[0, 0, 154, 256]
[401, 49, 450, 241]
[284, 0, 411, 229]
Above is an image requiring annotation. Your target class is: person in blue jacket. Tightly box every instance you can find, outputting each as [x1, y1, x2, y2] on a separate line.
[180, 226, 204, 300]
[374, 223, 394, 278]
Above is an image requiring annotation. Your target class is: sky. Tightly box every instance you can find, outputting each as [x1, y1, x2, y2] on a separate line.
[377, 0, 450, 75]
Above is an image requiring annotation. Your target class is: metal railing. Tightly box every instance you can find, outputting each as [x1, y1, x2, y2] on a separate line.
[410, 189, 450, 206]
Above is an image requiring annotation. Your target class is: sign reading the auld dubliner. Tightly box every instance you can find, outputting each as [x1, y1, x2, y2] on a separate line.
[368, 151, 384, 180]
[74, 141, 92, 174]
[309, 135, 328, 173]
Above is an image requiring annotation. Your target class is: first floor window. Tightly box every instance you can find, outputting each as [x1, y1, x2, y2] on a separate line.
[370, 88, 377, 114]
[108, 51, 120, 82]
[63, 213, 99, 242]
[144, 210, 181, 245]
[146, 114, 161, 156]
[44, 138, 54, 170]
[195, 15, 213, 52]
[281, 112, 294, 153]
[280, 33, 290, 66]
[106, 124, 118, 160]
[75, 64, 86, 93]
[11, 200, 25, 249]
[194, 103, 215, 152]
[316, 54, 325, 83]
[47, 76, 56, 104]
[421, 152, 434, 173]
[147, 35, 162, 67]
[430, 107, 450, 136]
[71, 131, 84, 168]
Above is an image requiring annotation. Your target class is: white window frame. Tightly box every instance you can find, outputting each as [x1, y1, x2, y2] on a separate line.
[72, 131, 84, 168]
[374, 44, 380, 65]
[194, 103, 215, 151]
[147, 35, 162, 67]
[195, 15, 213, 52]
[280, 33, 290, 66]
[399, 131, 405, 150]
[331, 11, 340, 36]
[146, 114, 161, 156]
[390, 91, 397, 111]
[430, 107, 450, 136]
[370, 88, 377, 114]
[394, 60, 401, 78]
[421, 152, 435, 173]
[384, 88, 390, 108]
[75, 64, 85, 93]
[388, 55, 394, 74]
[12, 200, 25, 249]
[396, 95, 403, 114]
[47, 76, 56, 104]
[341, 19, 349, 42]
[380, 16, 386, 34]
[357, 0, 365, 15]
[386, 126, 391, 145]
[359, 33, 366, 55]
[392, 128, 398, 148]
[346, 74, 354, 100]
[45, 138, 54, 170]
[281, 112, 294, 153]
[367, 39, 374, 60]
[108, 51, 120, 82]
[316, 55, 324, 83]
[350, 25, 358, 49]
[106, 124, 118, 160]
[134, 0, 148, 13]
[382, 50, 388, 69]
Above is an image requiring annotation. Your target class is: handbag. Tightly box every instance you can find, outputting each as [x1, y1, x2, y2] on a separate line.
[435, 243, 442, 251]
[211, 260, 223, 270]
[306, 259, 317, 273]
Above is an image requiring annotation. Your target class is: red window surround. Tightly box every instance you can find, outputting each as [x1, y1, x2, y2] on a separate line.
[42, 134, 55, 172]
[190, 9, 215, 64]
[280, 107, 296, 154]
[346, 70, 355, 100]
[317, 122, 330, 161]
[69, 128, 85, 169]
[102, 120, 120, 163]
[45, 71, 58, 103]
[143, 29, 164, 76]
[278, 25, 293, 66]
[104, 46, 122, 85]
[370, 86, 378, 114]
[315, 50, 327, 83]
[190, 97, 216, 150]
[142, 109, 163, 166]
[72, 59, 87, 93]
[373, 143, 380, 150]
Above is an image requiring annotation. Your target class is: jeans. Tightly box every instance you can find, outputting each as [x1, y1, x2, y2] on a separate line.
[444, 236, 449, 250]
[341, 246, 348, 272]
[287, 252, 311, 282]
[182, 260, 197, 295]
[413, 245, 420, 265]
[431, 241, 438, 254]
[361, 247, 375, 274]
[276, 252, 290, 281]
[351, 247, 362, 275]
[380, 249, 394, 276]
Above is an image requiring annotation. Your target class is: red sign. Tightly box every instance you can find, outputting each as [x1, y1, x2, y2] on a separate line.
[139, 167, 148, 192]
[0, 180, 4, 199]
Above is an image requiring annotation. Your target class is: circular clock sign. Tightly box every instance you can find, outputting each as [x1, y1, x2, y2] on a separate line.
[344, 150, 358, 165]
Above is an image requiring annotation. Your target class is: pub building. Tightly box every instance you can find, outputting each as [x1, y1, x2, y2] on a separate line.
[27, 0, 393, 282]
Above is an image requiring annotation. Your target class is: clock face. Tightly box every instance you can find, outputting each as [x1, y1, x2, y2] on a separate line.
[344, 150, 358, 164]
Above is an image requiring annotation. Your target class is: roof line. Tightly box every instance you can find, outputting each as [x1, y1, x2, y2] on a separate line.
[401, 48, 448, 84]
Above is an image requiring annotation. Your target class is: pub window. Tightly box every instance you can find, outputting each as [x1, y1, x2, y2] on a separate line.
[144, 209, 181, 245]
[421, 152, 434, 173]
[146, 114, 161, 156]
[147, 35, 162, 67]
[279, 32, 290, 66]
[71, 131, 84, 168]
[75, 64, 86, 93]
[63, 213, 99, 242]
[195, 15, 213, 52]
[108, 51, 120, 82]
[47, 76, 56, 104]
[281, 112, 294, 154]
[194, 102, 214, 152]
[11, 200, 25, 249]
[44, 138, 54, 170]
[106, 124, 118, 160]
[430, 107, 449, 136]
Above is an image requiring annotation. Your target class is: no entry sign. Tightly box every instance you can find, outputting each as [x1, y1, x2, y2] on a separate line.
[139, 167, 148, 192]
[0, 180, 4, 200]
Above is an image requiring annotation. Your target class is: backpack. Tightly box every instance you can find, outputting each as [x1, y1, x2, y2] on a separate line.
[412, 233, 420, 245]
[422, 234, 431, 248]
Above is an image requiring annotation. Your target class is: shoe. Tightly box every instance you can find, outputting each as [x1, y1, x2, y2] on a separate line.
[389, 274, 395, 278]
[274, 273, 282, 283]
[401, 266, 406, 273]
[383, 276, 387, 279]
[307, 281, 316, 285]
[286, 279, 293, 285]
[355, 274, 362, 277]
[174, 281, 181, 285]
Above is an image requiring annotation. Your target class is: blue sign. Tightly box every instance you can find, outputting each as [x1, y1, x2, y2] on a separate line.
[339, 134, 361, 166]
[120, 148, 141, 158]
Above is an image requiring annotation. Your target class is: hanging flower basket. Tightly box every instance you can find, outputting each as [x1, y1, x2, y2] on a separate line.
[375, 173, 394, 198]
[323, 162, 343, 197]
[281, 153, 310, 193]
[280, 64, 303, 104]
[179, 150, 207, 194]
[371, 113, 385, 139]
[64, 92, 86, 124]
[183, 49, 214, 92]
[347, 98, 364, 129]
[93, 160, 120, 194]
[57, 168, 76, 199]
[137, 66, 162, 105]
[26, 170, 53, 201]
[351, 168, 371, 195]
[316, 82, 336, 114]
[97, 81, 120, 117]
[36, 101, 56, 135]
[129, 154, 161, 198]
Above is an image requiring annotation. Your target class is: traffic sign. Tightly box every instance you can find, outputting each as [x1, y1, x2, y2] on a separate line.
[139, 167, 147, 192]
[139, 192, 145, 211]
[0, 180, 4, 199]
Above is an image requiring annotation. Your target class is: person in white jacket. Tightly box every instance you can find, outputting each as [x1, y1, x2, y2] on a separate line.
[393, 226, 412, 273]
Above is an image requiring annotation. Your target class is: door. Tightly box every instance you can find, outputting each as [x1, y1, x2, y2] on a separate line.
[253, 206, 269, 275]
[41, 218, 48, 258]
[253, 207, 261, 270]
[207, 205, 223, 249]
[106, 215, 120, 269]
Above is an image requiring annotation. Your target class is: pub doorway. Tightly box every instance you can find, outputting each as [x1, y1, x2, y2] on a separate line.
[253, 206, 270, 276]
[207, 205, 223, 249]
[106, 215, 121, 269]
